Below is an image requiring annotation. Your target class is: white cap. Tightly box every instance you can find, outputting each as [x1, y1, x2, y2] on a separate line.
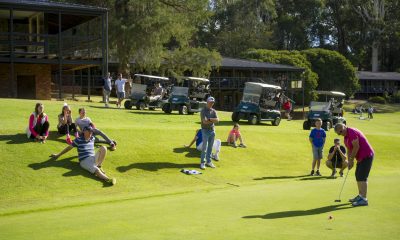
[207, 96, 215, 102]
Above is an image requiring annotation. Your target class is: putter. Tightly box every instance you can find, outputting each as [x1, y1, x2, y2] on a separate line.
[334, 168, 350, 202]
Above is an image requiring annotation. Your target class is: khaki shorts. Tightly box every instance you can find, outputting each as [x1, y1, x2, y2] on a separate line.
[80, 151, 100, 174]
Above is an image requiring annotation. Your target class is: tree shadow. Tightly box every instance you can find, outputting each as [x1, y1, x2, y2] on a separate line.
[129, 111, 166, 115]
[0, 133, 29, 144]
[298, 176, 332, 181]
[194, 120, 272, 126]
[242, 203, 351, 219]
[254, 175, 309, 180]
[28, 156, 109, 186]
[173, 147, 200, 158]
[116, 162, 199, 172]
[89, 105, 126, 110]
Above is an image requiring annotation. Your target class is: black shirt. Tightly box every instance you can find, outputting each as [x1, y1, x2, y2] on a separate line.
[329, 145, 346, 163]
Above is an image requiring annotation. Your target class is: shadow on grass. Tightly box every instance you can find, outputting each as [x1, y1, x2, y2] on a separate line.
[242, 203, 351, 219]
[129, 111, 166, 115]
[117, 162, 199, 172]
[89, 105, 127, 110]
[173, 147, 200, 158]
[298, 176, 332, 181]
[0, 133, 28, 144]
[28, 156, 110, 187]
[194, 120, 273, 126]
[254, 175, 309, 180]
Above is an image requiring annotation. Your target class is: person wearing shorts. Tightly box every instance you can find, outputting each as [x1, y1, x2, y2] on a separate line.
[309, 118, 326, 176]
[114, 73, 130, 108]
[51, 126, 116, 185]
[335, 123, 374, 207]
[326, 138, 348, 177]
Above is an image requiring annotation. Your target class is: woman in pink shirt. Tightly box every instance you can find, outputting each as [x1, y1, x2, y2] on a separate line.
[334, 123, 374, 207]
[26, 102, 49, 143]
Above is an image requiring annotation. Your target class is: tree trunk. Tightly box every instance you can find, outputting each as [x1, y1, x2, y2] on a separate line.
[372, 42, 379, 72]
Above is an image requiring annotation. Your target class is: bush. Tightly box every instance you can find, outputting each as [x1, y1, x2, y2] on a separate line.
[368, 96, 386, 104]
[388, 92, 400, 103]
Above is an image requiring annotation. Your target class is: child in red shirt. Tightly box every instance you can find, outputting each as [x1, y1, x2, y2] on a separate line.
[227, 123, 246, 148]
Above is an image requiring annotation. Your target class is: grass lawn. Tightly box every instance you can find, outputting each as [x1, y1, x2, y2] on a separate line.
[0, 97, 399, 239]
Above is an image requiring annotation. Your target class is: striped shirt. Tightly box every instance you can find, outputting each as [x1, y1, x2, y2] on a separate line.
[72, 136, 95, 162]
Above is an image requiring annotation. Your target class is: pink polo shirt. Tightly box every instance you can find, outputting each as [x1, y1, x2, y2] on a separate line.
[344, 127, 374, 162]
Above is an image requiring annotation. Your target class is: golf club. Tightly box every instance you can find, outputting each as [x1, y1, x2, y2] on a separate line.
[334, 168, 350, 202]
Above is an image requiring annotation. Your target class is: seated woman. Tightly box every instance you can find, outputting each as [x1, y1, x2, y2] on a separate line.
[185, 129, 221, 161]
[227, 123, 246, 148]
[26, 102, 49, 143]
[57, 104, 78, 137]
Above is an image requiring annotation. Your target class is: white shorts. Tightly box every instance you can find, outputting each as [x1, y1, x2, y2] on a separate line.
[80, 151, 100, 174]
[196, 139, 221, 153]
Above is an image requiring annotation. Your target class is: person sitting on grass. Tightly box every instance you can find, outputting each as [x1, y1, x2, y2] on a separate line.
[26, 102, 49, 143]
[185, 129, 221, 161]
[309, 118, 326, 176]
[75, 108, 117, 151]
[51, 126, 116, 185]
[227, 123, 246, 148]
[57, 104, 78, 137]
[326, 138, 348, 177]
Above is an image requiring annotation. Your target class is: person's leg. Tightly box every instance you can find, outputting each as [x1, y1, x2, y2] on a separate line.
[325, 160, 333, 170]
[206, 131, 215, 164]
[200, 129, 209, 164]
[57, 125, 67, 134]
[70, 123, 78, 134]
[227, 134, 234, 144]
[358, 181, 367, 198]
[95, 146, 107, 167]
[92, 128, 114, 146]
[212, 139, 221, 154]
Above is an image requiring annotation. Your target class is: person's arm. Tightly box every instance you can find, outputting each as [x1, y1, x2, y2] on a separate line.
[185, 130, 199, 148]
[201, 111, 211, 125]
[327, 147, 336, 161]
[337, 146, 347, 161]
[50, 145, 74, 159]
[309, 130, 314, 145]
[348, 138, 360, 169]
[208, 111, 219, 123]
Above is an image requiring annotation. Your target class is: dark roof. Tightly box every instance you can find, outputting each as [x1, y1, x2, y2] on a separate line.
[357, 71, 400, 81]
[0, 0, 107, 14]
[218, 57, 304, 72]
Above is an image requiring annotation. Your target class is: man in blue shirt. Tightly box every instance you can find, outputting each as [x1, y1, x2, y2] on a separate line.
[309, 118, 326, 176]
[51, 126, 116, 185]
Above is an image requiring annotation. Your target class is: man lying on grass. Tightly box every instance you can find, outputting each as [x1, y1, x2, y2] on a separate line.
[51, 126, 116, 185]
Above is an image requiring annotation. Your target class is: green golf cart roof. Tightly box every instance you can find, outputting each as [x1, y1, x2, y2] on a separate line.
[134, 74, 169, 81]
[245, 82, 282, 90]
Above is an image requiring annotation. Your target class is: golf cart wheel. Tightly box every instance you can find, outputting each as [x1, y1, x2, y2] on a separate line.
[179, 105, 188, 115]
[248, 114, 259, 125]
[322, 121, 331, 131]
[231, 112, 240, 122]
[148, 107, 155, 110]
[303, 121, 311, 130]
[124, 100, 132, 109]
[135, 102, 146, 110]
[272, 117, 281, 126]
[162, 103, 172, 114]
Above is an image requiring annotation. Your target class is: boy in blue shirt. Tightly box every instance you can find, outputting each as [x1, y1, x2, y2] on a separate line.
[309, 118, 326, 176]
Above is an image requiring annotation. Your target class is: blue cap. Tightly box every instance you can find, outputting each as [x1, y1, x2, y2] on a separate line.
[207, 96, 215, 102]
[82, 126, 94, 132]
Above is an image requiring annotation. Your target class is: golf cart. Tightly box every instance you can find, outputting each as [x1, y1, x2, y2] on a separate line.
[303, 91, 346, 131]
[124, 74, 170, 110]
[231, 82, 282, 126]
[162, 77, 210, 115]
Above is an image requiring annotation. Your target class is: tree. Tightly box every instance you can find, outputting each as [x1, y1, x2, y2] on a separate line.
[301, 48, 360, 97]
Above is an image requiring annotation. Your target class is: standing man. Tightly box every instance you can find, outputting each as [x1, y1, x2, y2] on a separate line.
[103, 72, 112, 108]
[51, 126, 116, 185]
[334, 123, 374, 207]
[114, 73, 130, 108]
[199, 96, 219, 170]
[326, 138, 348, 177]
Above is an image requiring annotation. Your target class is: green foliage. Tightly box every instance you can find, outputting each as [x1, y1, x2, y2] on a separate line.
[369, 96, 386, 104]
[241, 49, 318, 103]
[301, 48, 360, 97]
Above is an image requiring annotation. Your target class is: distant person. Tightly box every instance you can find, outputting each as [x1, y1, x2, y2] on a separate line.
[149, 82, 165, 102]
[185, 129, 221, 161]
[334, 123, 374, 207]
[103, 72, 112, 108]
[57, 104, 78, 136]
[309, 118, 326, 176]
[199, 96, 219, 170]
[51, 126, 116, 185]
[115, 73, 131, 108]
[367, 106, 374, 119]
[75, 108, 116, 151]
[283, 97, 293, 120]
[26, 102, 49, 143]
[227, 123, 246, 148]
[326, 138, 348, 177]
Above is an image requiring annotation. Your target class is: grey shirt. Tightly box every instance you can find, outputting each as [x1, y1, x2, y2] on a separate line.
[200, 107, 218, 130]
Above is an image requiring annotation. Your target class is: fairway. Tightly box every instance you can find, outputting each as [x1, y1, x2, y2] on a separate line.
[1, 98, 399, 239]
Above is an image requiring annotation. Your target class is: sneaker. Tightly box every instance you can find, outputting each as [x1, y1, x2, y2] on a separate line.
[315, 170, 321, 176]
[349, 195, 362, 203]
[339, 170, 344, 177]
[206, 162, 216, 168]
[200, 163, 206, 170]
[239, 143, 247, 148]
[233, 143, 237, 148]
[310, 170, 314, 176]
[330, 170, 336, 178]
[212, 153, 220, 161]
[352, 198, 368, 207]
[107, 178, 117, 185]
[110, 143, 116, 151]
